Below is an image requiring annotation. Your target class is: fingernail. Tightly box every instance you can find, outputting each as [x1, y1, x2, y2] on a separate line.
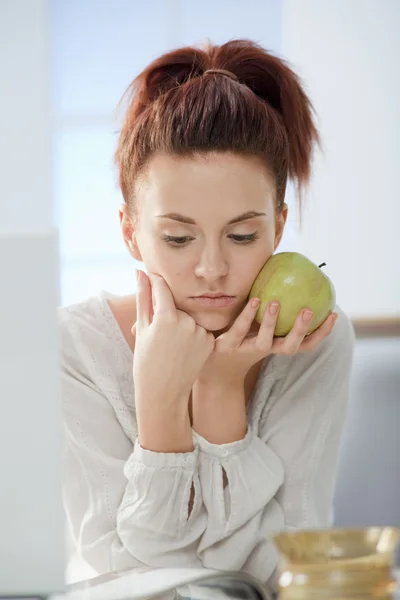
[251, 298, 260, 308]
[303, 309, 313, 322]
[269, 302, 280, 315]
[136, 270, 141, 283]
[332, 313, 339, 325]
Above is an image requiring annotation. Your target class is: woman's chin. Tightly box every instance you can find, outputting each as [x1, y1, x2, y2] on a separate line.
[189, 310, 233, 333]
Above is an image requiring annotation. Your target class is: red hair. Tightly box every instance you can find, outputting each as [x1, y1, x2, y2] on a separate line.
[115, 39, 320, 218]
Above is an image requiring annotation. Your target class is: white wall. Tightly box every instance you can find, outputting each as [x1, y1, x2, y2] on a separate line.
[0, 0, 64, 594]
[282, 0, 400, 319]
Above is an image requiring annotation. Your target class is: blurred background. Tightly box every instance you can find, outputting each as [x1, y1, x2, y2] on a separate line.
[0, 0, 399, 593]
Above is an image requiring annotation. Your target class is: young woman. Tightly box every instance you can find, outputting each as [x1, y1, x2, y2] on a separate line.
[59, 39, 355, 589]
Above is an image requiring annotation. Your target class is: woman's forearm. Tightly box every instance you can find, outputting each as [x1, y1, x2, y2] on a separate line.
[191, 378, 247, 445]
[136, 393, 194, 453]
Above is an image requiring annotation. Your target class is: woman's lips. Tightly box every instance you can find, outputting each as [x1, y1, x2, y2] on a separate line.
[189, 296, 236, 308]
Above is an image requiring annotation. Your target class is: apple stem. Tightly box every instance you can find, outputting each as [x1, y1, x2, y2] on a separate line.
[318, 262, 327, 268]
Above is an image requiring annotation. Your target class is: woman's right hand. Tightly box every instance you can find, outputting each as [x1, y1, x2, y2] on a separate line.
[132, 270, 215, 452]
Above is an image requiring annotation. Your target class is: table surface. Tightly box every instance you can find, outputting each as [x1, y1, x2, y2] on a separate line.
[51, 567, 400, 600]
[52, 567, 272, 600]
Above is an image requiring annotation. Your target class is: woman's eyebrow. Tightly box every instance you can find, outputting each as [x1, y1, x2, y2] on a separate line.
[156, 210, 267, 225]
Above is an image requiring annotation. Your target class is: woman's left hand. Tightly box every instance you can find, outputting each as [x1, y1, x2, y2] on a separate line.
[197, 298, 339, 386]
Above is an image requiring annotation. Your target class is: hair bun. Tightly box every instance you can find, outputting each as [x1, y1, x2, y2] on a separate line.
[115, 38, 320, 216]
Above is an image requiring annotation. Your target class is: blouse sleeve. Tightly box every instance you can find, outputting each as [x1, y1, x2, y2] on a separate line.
[192, 307, 355, 589]
[60, 310, 207, 579]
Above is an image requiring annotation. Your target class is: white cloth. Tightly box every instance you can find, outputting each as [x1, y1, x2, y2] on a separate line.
[59, 290, 355, 587]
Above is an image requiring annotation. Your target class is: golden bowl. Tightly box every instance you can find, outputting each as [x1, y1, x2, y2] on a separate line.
[272, 527, 400, 567]
[271, 528, 400, 599]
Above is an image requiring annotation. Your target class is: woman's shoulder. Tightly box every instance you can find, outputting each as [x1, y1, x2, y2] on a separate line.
[317, 304, 355, 355]
[317, 304, 355, 360]
[58, 292, 106, 333]
[58, 293, 113, 357]
[57, 292, 134, 383]
[58, 293, 137, 440]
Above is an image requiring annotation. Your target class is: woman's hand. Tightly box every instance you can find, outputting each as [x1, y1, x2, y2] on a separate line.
[191, 298, 338, 445]
[133, 270, 215, 452]
[197, 298, 339, 386]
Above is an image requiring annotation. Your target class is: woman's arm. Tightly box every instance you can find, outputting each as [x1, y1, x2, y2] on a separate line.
[60, 314, 207, 578]
[190, 307, 355, 588]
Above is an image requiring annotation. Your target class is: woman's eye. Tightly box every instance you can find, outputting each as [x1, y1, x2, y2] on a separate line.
[162, 235, 193, 246]
[162, 232, 259, 247]
[229, 233, 259, 244]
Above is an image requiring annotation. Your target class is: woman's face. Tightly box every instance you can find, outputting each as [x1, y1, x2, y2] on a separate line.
[121, 152, 287, 333]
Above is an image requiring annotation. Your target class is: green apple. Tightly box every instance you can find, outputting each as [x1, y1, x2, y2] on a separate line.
[249, 252, 336, 337]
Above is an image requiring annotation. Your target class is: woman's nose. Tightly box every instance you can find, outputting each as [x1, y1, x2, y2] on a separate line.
[194, 247, 229, 280]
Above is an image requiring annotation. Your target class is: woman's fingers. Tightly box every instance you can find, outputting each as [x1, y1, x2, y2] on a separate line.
[135, 271, 178, 332]
[272, 310, 338, 355]
[297, 312, 338, 352]
[253, 301, 280, 351]
[148, 273, 177, 318]
[217, 298, 261, 347]
[135, 270, 153, 330]
[271, 308, 313, 355]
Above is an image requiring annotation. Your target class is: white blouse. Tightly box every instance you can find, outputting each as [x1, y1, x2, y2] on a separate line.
[59, 290, 355, 589]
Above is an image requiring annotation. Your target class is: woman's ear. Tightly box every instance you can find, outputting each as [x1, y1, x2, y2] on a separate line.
[119, 204, 143, 262]
[274, 203, 288, 251]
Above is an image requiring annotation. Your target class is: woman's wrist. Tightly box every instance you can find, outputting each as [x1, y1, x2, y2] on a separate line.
[136, 394, 194, 453]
